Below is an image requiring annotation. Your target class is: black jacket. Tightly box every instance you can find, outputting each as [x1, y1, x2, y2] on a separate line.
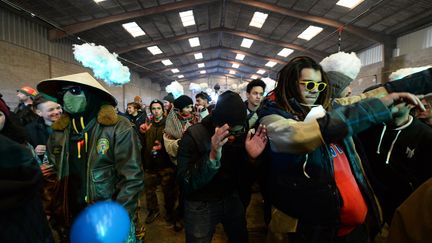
[0, 134, 53, 242]
[177, 115, 248, 201]
[25, 117, 50, 148]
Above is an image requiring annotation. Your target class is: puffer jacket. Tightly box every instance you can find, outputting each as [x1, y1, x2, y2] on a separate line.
[258, 96, 391, 229]
[46, 105, 144, 222]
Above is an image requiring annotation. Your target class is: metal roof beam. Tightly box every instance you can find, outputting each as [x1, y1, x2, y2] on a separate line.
[48, 0, 217, 40]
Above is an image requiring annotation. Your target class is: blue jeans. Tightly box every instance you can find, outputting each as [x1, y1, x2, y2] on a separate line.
[184, 193, 248, 243]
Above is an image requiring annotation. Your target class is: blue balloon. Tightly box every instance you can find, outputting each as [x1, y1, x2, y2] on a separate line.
[70, 201, 130, 243]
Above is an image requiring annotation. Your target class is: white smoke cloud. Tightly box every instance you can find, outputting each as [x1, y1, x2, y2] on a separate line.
[73, 43, 130, 86]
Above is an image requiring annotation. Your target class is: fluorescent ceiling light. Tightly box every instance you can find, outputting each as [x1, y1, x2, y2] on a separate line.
[278, 48, 294, 57]
[194, 52, 203, 59]
[265, 61, 277, 68]
[147, 46, 163, 55]
[188, 37, 200, 47]
[178, 75, 184, 78]
[229, 70, 236, 74]
[122, 22, 145, 37]
[171, 68, 179, 73]
[336, 0, 364, 9]
[240, 38, 254, 48]
[197, 63, 205, 68]
[249, 11, 268, 28]
[257, 69, 266, 75]
[251, 75, 258, 79]
[161, 59, 173, 66]
[179, 10, 195, 27]
[235, 53, 245, 60]
[298, 25, 323, 40]
[94, 0, 105, 3]
[200, 70, 206, 74]
[232, 63, 240, 68]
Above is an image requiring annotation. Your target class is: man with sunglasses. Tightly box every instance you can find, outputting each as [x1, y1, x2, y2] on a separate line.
[257, 56, 426, 243]
[37, 72, 143, 243]
[177, 91, 267, 243]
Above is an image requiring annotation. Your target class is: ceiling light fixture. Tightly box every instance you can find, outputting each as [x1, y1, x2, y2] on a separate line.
[200, 70, 206, 74]
[171, 68, 180, 73]
[194, 52, 203, 59]
[298, 25, 323, 40]
[240, 38, 254, 48]
[235, 53, 245, 60]
[265, 61, 277, 67]
[249, 11, 268, 28]
[198, 63, 205, 68]
[179, 10, 195, 27]
[232, 63, 240, 68]
[336, 0, 364, 9]
[277, 48, 294, 57]
[188, 37, 200, 47]
[257, 69, 266, 75]
[147, 46, 163, 55]
[161, 59, 173, 66]
[122, 22, 145, 37]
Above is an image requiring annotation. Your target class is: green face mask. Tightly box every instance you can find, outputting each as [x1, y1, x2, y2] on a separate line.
[63, 91, 87, 114]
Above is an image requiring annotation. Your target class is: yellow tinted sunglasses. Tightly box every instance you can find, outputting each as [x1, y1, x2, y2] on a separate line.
[299, 81, 327, 92]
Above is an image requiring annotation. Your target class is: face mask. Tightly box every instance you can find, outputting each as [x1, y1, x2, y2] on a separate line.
[63, 91, 87, 114]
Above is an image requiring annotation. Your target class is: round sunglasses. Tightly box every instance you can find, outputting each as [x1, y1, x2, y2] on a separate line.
[299, 80, 327, 92]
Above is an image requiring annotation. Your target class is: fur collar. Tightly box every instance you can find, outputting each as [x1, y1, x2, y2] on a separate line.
[52, 105, 119, 131]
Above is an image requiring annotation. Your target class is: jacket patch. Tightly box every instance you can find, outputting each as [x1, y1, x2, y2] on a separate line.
[97, 138, 110, 155]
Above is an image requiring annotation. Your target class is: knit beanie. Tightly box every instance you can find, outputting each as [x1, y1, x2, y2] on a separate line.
[173, 95, 193, 110]
[150, 99, 165, 112]
[17, 86, 38, 99]
[320, 52, 361, 98]
[325, 71, 353, 98]
[163, 93, 175, 103]
[0, 96, 10, 118]
[211, 91, 247, 127]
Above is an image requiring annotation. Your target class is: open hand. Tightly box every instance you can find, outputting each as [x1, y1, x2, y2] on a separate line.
[210, 124, 229, 161]
[245, 124, 268, 159]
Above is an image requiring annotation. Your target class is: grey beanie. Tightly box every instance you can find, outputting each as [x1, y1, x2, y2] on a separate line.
[326, 71, 353, 98]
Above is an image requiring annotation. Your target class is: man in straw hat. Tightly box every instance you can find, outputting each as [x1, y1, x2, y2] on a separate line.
[37, 72, 144, 242]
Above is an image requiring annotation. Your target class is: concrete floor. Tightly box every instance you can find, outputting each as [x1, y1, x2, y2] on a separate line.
[139, 190, 267, 243]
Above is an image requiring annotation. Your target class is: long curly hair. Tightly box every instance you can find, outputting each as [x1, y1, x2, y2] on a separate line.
[274, 56, 332, 118]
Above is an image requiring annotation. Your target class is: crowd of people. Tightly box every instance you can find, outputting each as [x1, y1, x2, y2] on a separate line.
[1, 53, 432, 243]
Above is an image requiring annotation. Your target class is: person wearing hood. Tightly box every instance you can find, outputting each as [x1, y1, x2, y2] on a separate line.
[257, 56, 424, 243]
[37, 72, 144, 242]
[177, 91, 267, 243]
[355, 71, 432, 232]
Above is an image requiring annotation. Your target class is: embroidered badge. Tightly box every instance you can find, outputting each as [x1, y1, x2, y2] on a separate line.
[406, 147, 415, 159]
[97, 138, 109, 155]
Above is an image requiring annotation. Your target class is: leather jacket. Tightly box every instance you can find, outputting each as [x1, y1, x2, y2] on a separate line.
[46, 105, 144, 223]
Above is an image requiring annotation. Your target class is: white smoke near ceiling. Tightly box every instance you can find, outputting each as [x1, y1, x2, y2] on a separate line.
[73, 43, 130, 85]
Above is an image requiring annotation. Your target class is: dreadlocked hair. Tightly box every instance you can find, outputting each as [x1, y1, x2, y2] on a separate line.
[274, 56, 332, 119]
